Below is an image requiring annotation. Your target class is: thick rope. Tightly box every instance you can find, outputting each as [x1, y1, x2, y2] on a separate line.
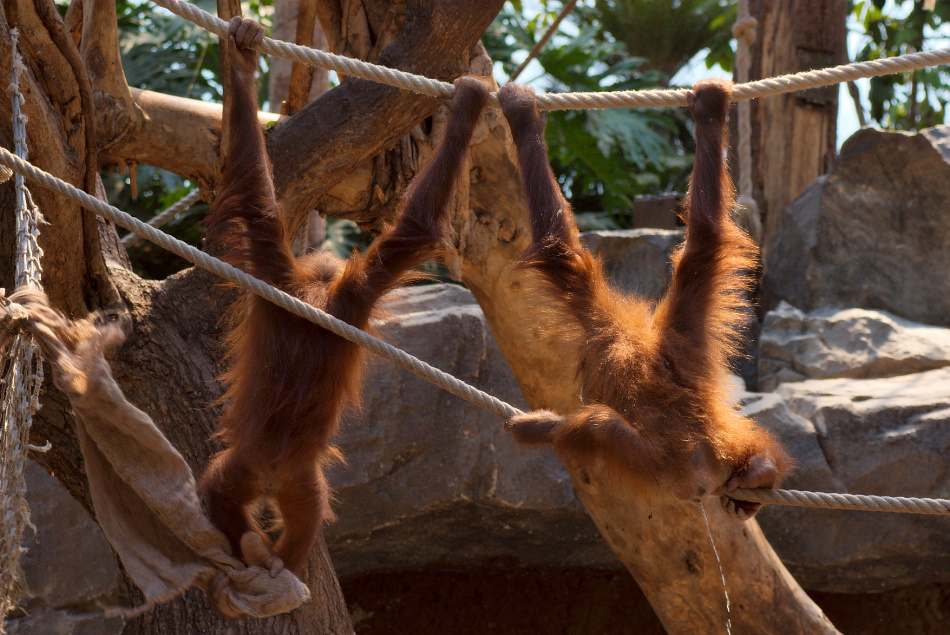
[151, 0, 950, 111]
[0, 28, 46, 626]
[507, 0, 579, 83]
[121, 188, 202, 247]
[0, 147, 521, 422]
[731, 2, 763, 244]
[2, 149, 950, 517]
[730, 488, 950, 515]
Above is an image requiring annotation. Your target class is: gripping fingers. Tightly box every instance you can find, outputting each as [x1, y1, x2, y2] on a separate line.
[228, 16, 266, 50]
[240, 531, 285, 578]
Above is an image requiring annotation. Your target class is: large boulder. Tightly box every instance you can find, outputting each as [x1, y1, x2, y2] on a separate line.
[580, 229, 683, 301]
[325, 284, 614, 576]
[13, 277, 949, 606]
[759, 302, 950, 391]
[764, 126, 950, 327]
[6, 461, 124, 635]
[326, 233, 686, 577]
[747, 368, 950, 593]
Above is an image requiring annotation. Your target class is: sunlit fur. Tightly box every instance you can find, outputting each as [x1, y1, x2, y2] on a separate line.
[199, 19, 492, 577]
[502, 79, 790, 518]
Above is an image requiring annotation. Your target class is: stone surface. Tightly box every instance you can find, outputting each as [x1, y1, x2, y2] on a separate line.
[580, 229, 683, 301]
[764, 126, 950, 327]
[326, 284, 615, 576]
[759, 302, 950, 391]
[4, 461, 124, 634]
[11, 281, 950, 610]
[745, 367, 950, 593]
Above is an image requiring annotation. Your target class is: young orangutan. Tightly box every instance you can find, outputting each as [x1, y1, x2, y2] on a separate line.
[499, 79, 790, 519]
[199, 17, 491, 577]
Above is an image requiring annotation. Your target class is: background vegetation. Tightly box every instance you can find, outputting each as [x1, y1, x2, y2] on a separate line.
[90, 0, 950, 278]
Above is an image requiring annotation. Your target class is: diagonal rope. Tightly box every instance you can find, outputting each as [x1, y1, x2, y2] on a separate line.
[0, 28, 46, 626]
[0, 146, 521, 422]
[151, 0, 950, 111]
[1, 148, 950, 517]
[121, 188, 202, 247]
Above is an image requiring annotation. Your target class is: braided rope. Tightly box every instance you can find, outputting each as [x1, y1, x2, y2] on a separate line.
[0, 147, 521, 422]
[730, 488, 950, 515]
[0, 28, 46, 622]
[731, 2, 763, 244]
[121, 188, 202, 247]
[151, 0, 455, 99]
[2, 148, 950, 517]
[151, 0, 950, 111]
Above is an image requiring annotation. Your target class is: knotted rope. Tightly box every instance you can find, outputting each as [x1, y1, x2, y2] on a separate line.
[151, 0, 950, 111]
[0, 28, 47, 625]
[731, 1, 763, 244]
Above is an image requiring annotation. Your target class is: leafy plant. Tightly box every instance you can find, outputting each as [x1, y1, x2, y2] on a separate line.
[484, 3, 694, 224]
[107, 1, 275, 278]
[594, 0, 736, 82]
[853, 0, 950, 129]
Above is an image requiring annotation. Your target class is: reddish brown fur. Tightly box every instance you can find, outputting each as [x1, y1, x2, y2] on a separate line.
[199, 18, 491, 577]
[500, 79, 790, 519]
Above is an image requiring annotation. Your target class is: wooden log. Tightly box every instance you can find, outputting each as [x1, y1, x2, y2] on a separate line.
[747, 0, 848, 257]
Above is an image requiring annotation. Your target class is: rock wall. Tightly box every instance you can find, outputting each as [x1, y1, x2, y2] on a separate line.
[9, 210, 950, 629]
[764, 127, 950, 327]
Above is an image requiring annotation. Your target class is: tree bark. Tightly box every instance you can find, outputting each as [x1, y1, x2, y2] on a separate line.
[746, 0, 847, 258]
[0, 0, 502, 633]
[2, 0, 841, 632]
[454, 102, 841, 635]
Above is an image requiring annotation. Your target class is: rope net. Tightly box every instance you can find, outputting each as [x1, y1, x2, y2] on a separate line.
[0, 29, 45, 625]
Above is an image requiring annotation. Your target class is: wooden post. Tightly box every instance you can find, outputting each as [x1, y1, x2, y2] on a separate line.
[746, 0, 847, 255]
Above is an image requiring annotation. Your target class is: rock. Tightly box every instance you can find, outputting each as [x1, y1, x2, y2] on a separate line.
[14, 282, 948, 602]
[4, 461, 124, 634]
[581, 229, 759, 389]
[745, 367, 950, 593]
[580, 229, 683, 301]
[326, 284, 616, 576]
[764, 126, 950, 327]
[758, 302, 950, 392]
[630, 194, 683, 229]
[5, 609, 124, 635]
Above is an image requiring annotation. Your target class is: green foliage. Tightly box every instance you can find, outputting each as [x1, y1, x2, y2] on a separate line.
[853, 0, 950, 129]
[105, 167, 209, 280]
[484, 2, 699, 226]
[594, 0, 736, 81]
[108, 1, 274, 278]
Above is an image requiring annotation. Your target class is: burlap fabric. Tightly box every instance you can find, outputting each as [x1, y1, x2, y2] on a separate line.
[0, 289, 310, 618]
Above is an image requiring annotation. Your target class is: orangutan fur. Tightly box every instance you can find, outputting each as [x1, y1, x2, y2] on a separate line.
[198, 17, 491, 577]
[500, 79, 790, 519]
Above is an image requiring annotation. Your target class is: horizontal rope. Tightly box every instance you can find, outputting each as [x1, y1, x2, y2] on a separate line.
[151, 0, 950, 110]
[3, 149, 950, 518]
[730, 488, 950, 515]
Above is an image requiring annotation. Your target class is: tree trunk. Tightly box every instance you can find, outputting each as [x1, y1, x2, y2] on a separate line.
[747, 0, 847, 257]
[454, 102, 841, 635]
[2, 0, 842, 631]
[0, 0, 502, 633]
